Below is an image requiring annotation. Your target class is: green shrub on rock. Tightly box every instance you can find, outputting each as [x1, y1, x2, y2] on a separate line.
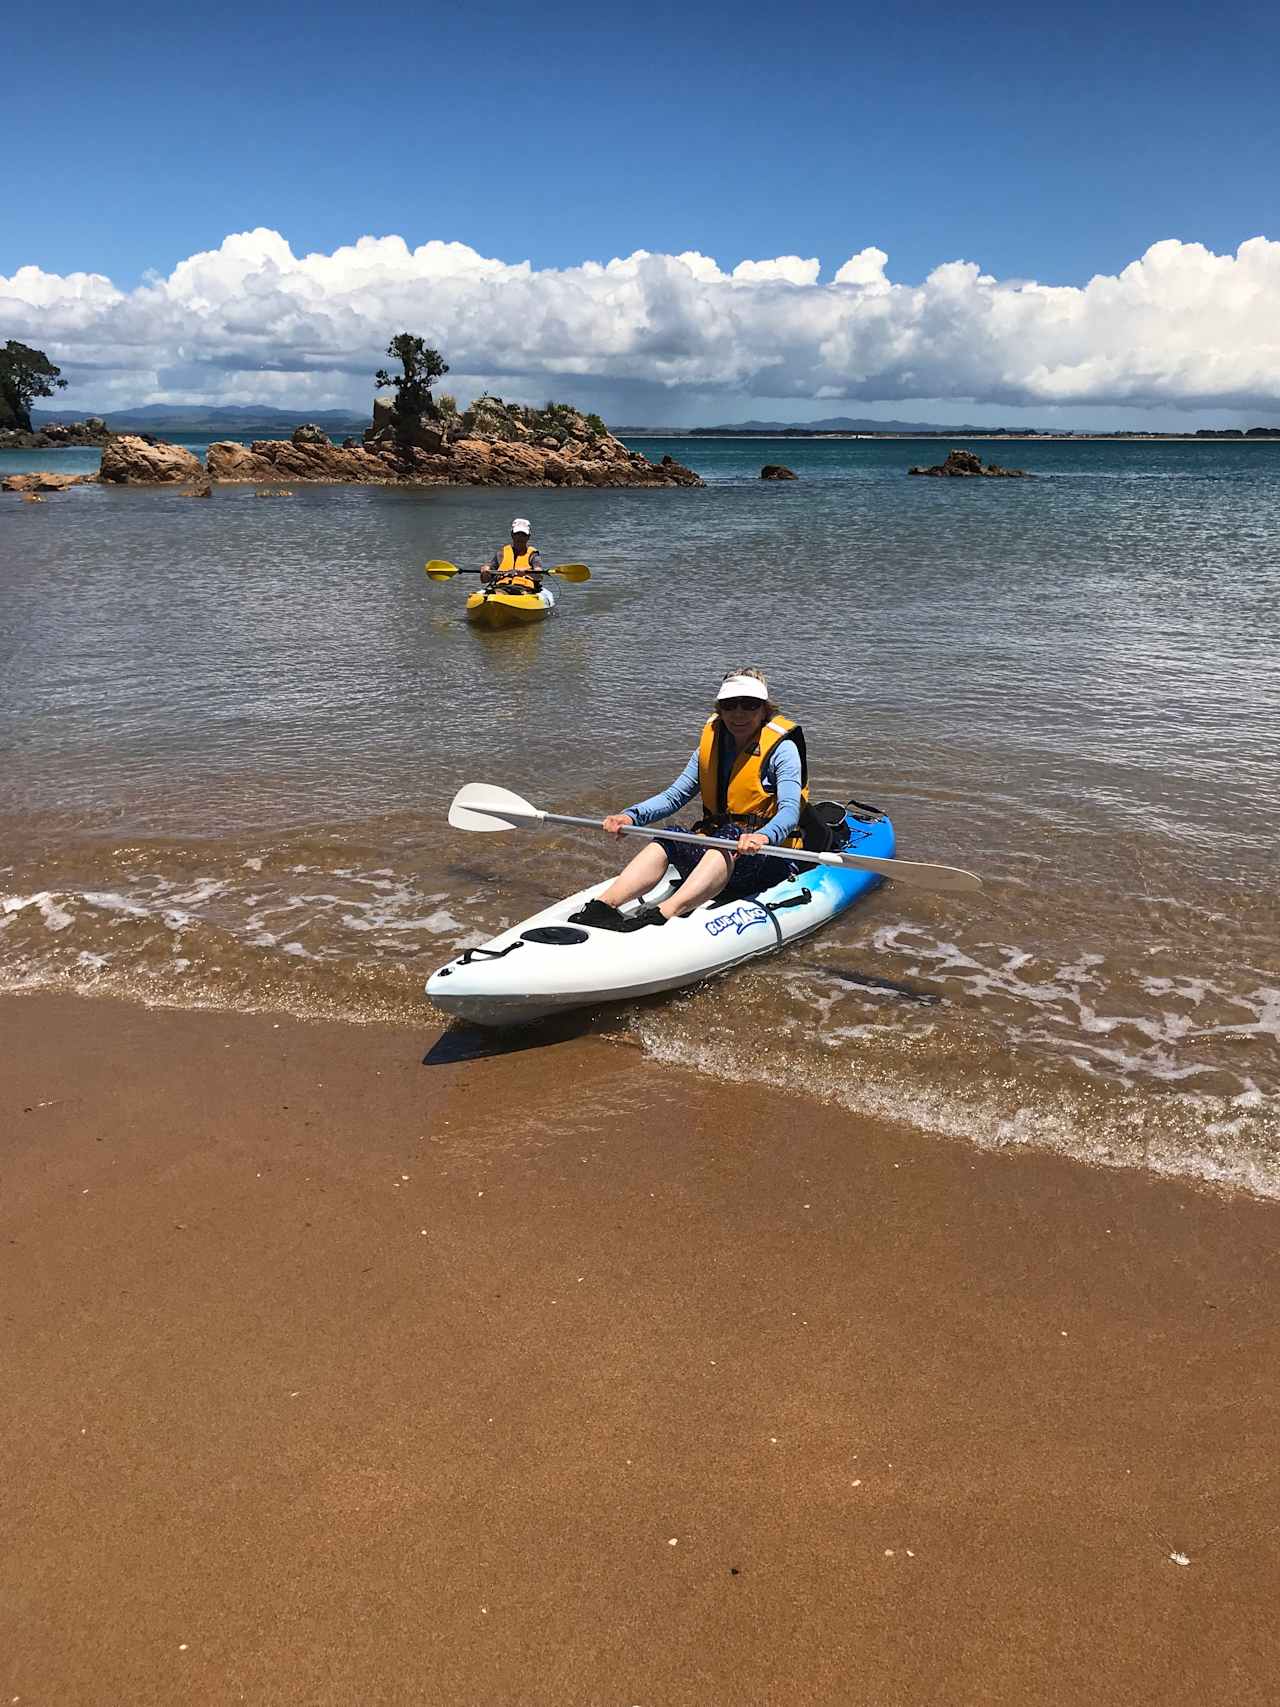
[374, 334, 449, 424]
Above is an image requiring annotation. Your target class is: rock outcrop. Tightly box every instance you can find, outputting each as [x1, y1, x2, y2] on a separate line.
[206, 436, 392, 483]
[0, 417, 114, 451]
[14, 401, 701, 490]
[206, 400, 701, 488]
[3, 471, 96, 493]
[98, 435, 205, 484]
[909, 447, 1031, 478]
[760, 464, 798, 480]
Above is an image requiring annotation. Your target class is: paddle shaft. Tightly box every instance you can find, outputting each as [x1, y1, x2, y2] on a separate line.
[535, 809, 878, 874]
[447, 784, 984, 894]
[425, 560, 589, 582]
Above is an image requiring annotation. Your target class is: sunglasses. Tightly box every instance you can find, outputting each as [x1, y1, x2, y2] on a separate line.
[718, 697, 763, 712]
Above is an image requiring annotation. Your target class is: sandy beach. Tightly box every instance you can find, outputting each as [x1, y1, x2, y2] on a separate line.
[3, 989, 1278, 1704]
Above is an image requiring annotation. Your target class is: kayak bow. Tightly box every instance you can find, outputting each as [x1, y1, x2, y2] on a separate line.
[465, 586, 555, 627]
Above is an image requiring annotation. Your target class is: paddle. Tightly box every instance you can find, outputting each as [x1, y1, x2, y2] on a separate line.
[424, 559, 591, 583]
[447, 783, 984, 896]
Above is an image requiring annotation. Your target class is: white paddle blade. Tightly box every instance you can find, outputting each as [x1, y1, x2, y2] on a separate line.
[841, 851, 983, 894]
[447, 783, 544, 833]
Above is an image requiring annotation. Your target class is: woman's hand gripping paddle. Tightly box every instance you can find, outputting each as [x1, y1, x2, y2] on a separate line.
[447, 783, 984, 896]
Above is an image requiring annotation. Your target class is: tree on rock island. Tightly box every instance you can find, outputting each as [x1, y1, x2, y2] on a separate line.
[0, 341, 68, 431]
[374, 334, 448, 423]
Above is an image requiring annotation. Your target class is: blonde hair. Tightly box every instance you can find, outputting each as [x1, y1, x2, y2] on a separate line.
[719, 666, 778, 720]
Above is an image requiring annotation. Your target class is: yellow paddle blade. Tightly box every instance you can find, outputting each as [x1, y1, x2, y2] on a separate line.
[424, 559, 459, 582]
[548, 562, 590, 582]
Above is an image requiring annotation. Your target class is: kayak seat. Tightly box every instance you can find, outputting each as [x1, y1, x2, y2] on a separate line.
[800, 799, 853, 852]
[846, 797, 887, 823]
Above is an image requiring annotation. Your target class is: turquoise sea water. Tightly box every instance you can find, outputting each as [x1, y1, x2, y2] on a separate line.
[3, 435, 1278, 1193]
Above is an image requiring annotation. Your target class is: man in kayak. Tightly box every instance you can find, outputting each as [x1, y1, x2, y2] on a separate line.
[570, 667, 809, 932]
[479, 518, 542, 592]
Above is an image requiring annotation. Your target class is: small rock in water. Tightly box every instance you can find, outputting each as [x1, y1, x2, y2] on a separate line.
[909, 447, 1031, 478]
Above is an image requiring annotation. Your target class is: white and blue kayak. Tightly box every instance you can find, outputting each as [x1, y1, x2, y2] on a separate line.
[426, 801, 896, 1028]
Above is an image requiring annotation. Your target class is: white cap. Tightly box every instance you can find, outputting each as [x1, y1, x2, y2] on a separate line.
[716, 673, 769, 702]
[511, 517, 531, 534]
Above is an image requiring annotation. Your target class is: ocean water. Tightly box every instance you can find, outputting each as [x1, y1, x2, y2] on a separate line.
[2, 436, 1278, 1194]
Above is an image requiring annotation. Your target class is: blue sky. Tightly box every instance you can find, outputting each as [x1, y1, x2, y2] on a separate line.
[5, 0, 1279, 425]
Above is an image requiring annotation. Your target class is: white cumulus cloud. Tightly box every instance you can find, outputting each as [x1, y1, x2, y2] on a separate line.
[833, 247, 890, 288]
[2, 229, 1278, 414]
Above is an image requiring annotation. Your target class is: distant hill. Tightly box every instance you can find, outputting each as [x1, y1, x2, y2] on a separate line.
[614, 415, 999, 436]
[32, 404, 369, 434]
[686, 415, 994, 436]
[613, 417, 1280, 439]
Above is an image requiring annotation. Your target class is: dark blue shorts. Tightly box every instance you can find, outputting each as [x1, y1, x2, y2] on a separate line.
[656, 822, 797, 898]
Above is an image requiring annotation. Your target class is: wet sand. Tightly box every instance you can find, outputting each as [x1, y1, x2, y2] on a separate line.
[3, 990, 1278, 1705]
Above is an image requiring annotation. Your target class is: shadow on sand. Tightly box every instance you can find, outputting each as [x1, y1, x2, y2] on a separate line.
[421, 1006, 631, 1066]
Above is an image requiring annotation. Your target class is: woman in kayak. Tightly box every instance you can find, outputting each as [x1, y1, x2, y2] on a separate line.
[571, 667, 809, 932]
[479, 517, 542, 592]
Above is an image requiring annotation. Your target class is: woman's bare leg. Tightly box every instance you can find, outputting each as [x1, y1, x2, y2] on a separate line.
[658, 848, 735, 918]
[597, 841, 671, 908]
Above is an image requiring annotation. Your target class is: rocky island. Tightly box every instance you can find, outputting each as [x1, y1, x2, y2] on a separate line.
[0, 416, 115, 451]
[909, 447, 1032, 478]
[203, 395, 700, 487]
[3, 332, 702, 493]
[7, 398, 701, 493]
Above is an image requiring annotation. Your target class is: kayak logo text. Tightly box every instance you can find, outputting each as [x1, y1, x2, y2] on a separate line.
[704, 903, 768, 939]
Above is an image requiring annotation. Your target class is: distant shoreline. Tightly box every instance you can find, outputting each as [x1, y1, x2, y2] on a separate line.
[625, 432, 1280, 444]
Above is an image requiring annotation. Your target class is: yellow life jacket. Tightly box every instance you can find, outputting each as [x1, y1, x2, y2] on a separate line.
[495, 543, 540, 593]
[697, 712, 810, 848]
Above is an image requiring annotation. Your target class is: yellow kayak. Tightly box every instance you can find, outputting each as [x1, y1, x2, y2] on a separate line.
[465, 585, 555, 628]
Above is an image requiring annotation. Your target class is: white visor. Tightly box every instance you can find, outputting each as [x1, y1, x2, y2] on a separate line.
[511, 517, 531, 534]
[716, 674, 769, 703]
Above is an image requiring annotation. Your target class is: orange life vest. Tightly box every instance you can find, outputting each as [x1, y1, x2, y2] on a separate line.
[697, 713, 810, 848]
[495, 544, 540, 593]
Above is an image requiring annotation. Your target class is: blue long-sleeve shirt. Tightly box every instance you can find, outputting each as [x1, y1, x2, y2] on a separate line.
[626, 736, 803, 847]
